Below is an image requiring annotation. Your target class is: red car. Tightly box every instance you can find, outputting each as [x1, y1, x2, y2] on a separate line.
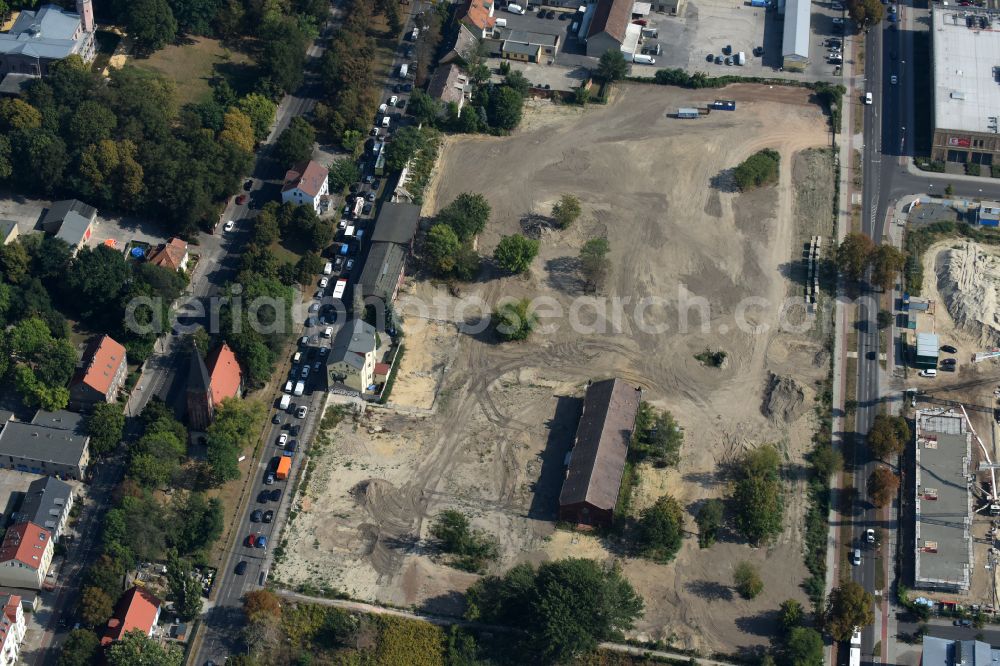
[632, 19, 647, 25]
[235, 194, 249, 205]
[246, 533, 256, 547]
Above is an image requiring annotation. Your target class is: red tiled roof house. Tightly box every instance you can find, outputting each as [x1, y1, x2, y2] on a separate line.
[281, 160, 329, 213]
[68, 335, 127, 412]
[101, 587, 161, 646]
[456, 0, 495, 38]
[0, 524, 53, 590]
[207, 342, 243, 407]
[147, 237, 189, 272]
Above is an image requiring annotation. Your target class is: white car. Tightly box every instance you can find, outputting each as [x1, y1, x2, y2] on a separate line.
[319, 277, 329, 288]
[389, 95, 398, 105]
[865, 528, 876, 543]
[277, 433, 288, 447]
[919, 368, 937, 378]
[296, 405, 308, 419]
[832, 17, 844, 24]
[851, 549, 861, 566]
[890, 75, 898, 84]
[223, 220, 235, 232]
[323, 327, 333, 338]
[308, 303, 320, 313]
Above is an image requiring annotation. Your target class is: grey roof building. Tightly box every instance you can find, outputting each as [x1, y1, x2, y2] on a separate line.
[359, 242, 407, 303]
[427, 65, 470, 116]
[914, 409, 973, 592]
[0, 220, 16, 246]
[371, 203, 420, 246]
[41, 199, 97, 254]
[14, 476, 73, 540]
[923, 637, 1000, 666]
[0, 1, 96, 79]
[0, 410, 90, 480]
[0, 73, 35, 97]
[781, 0, 811, 71]
[559, 379, 642, 528]
[330, 319, 378, 393]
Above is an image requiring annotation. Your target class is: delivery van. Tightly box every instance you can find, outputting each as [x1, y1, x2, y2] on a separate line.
[496, 18, 507, 27]
[279, 394, 291, 410]
[294, 381, 305, 396]
[633, 54, 655, 65]
[508, 3, 525, 13]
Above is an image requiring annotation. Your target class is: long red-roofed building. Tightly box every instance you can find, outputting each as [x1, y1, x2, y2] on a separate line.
[68, 334, 127, 412]
[207, 342, 243, 407]
[101, 586, 161, 646]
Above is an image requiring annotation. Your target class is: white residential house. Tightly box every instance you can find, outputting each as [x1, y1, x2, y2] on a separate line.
[280, 160, 329, 213]
[0, 595, 25, 666]
[0, 524, 53, 590]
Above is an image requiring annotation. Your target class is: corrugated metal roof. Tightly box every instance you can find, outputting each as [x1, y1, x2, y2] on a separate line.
[782, 0, 810, 59]
[917, 333, 940, 357]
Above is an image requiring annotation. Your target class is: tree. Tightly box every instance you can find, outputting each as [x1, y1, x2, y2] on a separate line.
[429, 510, 499, 573]
[696, 498, 724, 548]
[848, 0, 884, 27]
[87, 403, 125, 457]
[127, 0, 178, 54]
[252, 208, 280, 246]
[68, 101, 118, 148]
[385, 125, 425, 172]
[205, 399, 265, 484]
[504, 70, 531, 97]
[166, 555, 204, 621]
[877, 310, 893, 329]
[871, 245, 906, 291]
[635, 494, 684, 562]
[57, 629, 100, 666]
[837, 232, 876, 282]
[328, 158, 360, 192]
[243, 589, 281, 622]
[219, 109, 255, 154]
[825, 581, 874, 641]
[493, 234, 539, 274]
[106, 629, 183, 666]
[785, 627, 824, 666]
[437, 192, 491, 241]
[732, 445, 784, 546]
[868, 466, 899, 508]
[867, 414, 908, 459]
[596, 49, 627, 82]
[488, 86, 523, 131]
[273, 116, 315, 166]
[0, 98, 42, 131]
[733, 149, 780, 191]
[733, 561, 763, 599]
[79, 585, 114, 628]
[170, 0, 222, 35]
[424, 223, 461, 276]
[573, 84, 592, 105]
[408, 89, 441, 125]
[465, 558, 643, 663]
[632, 402, 684, 467]
[810, 444, 843, 478]
[493, 299, 538, 342]
[580, 237, 611, 292]
[552, 194, 581, 229]
[237, 93, 277, 142]
[780, 599, 804, 633]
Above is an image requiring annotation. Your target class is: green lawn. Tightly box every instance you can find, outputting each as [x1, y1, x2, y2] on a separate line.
[132, 36, 255, 107]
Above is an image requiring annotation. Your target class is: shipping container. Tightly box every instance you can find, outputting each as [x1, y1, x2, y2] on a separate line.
[676, 108, 700, 118]
[276, 456, 291, 480]
[750, 0, 768, 7]
[711, 100, 737, 110]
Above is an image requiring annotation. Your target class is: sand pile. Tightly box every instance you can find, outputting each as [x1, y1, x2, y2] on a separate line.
[936, 242, 1000, 346]
[761, 372, 806, 423]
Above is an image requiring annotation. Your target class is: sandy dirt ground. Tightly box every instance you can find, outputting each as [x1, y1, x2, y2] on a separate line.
[277, 83, 833, 654]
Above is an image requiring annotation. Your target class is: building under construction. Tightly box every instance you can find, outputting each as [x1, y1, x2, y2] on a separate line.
[914, 408, 974, 592]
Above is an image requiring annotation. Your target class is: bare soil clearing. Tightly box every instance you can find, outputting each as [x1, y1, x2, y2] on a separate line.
[277, 84, 831, 654]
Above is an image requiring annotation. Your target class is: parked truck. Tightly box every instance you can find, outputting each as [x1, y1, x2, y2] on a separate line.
[333, 278, 348, 300]
[276, 456, 291, 481]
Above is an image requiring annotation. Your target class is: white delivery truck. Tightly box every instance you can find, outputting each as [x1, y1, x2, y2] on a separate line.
[737, 51, 746, 65]
[279, 394, 292, 410]
[294, 381, 305, 397]
[344, 225, 356, 237]
[633, 54, 655, 65]
[399, 63, 409, 78]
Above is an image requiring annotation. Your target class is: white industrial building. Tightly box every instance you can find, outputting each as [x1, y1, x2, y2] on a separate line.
[781, 0, 810, 71]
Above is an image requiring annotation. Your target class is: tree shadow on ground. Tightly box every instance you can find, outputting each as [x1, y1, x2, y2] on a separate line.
[544, 256, 581, 294]
[685, 579, 733, 602]
[710, 168, 738, 193]
[735, 608, 782, 637]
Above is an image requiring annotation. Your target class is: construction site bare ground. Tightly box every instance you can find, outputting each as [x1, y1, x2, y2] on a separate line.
[276, 83, 832, 654]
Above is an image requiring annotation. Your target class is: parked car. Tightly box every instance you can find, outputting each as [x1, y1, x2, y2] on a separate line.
[941, 358, 957, 366]
[263, 510, 274, 523]
[954, 619, 972, 627]
[224, 220, 235, 232]
[865, 528, 875, 543]
[257, 490, 270, 503]
[235, 561, 248, 575]
[832, 17, 844, 23]
[362, 202, 373, 215]
[256, 534, 267, 549]
[265, 472, 274, 485]
[251, 509, 263, 522]
[271, 413, 282, 425]
[319, 277, 329, 288]
[851, 548, 861, 565]
[277, 433, 288, 447]
[366, 191, 376, 201]
[270, 488, 282, 502]
[715, 55, 723, 64]
[246, 533, 256, 547]
[890, 75, 897, 84]
[941, 344, 958, 353]
[301, 365, 310, 379]
[296, 405, 308, 419]
[919, 369, 937, 378]
[403, 83, 413, 92]
[346, 258, 355, 270]
[706, 53, 715, 62]
[389, 95, 398, 105]
[235, 194, 249, 205]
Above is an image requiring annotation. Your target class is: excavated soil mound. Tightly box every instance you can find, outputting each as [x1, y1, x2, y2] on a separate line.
[936, 242, 1000, 347]
[761, 372, 805, 423]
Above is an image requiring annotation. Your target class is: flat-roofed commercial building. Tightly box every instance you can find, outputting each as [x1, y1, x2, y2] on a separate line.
[781, 0, 810, 71]
[913, 409, 973, 592]
[931, 8, 1000, 165]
